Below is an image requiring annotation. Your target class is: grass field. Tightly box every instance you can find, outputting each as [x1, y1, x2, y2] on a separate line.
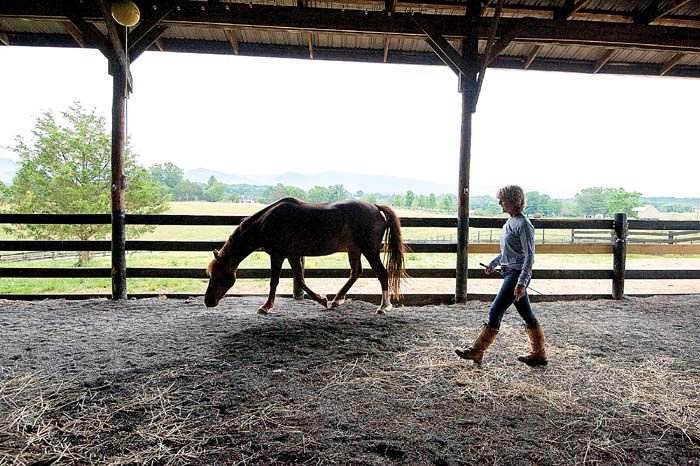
[1, 201, 698, 295]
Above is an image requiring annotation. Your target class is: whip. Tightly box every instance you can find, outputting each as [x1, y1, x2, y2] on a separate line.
[479, 263, 543, 296]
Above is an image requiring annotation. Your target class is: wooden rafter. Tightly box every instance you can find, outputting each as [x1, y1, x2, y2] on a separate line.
[155, 37, 166, 51]
[594, 48, 616, 73]
[96, 0, 130, 86]
[383, 36, 390, 63]
[475, 0, 504, 102]
[641, 0, 692, 24]
[486, 26, 519, 66]
[307, 31, 313, 59]
[2, 2, 700, 53]
[224, 29, 239, 55]
[130, 25, 168, 62]
[128, 1, 178, 53]
[68, 15, 117, 62]
[386, 0, 398, 14]
[412, 16, 469, 79]
[63, 20, 86, 47]
[524, 44, 542, 69]
[0, 20, 9, 46]
[555, 0, 591, 20]
[660, 52, 685, 75]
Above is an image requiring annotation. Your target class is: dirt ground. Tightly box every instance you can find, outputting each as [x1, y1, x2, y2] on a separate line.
[1, 295, 699, 465]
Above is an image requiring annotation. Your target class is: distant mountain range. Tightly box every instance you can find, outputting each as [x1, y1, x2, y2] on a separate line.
[184, 168, 453, 195]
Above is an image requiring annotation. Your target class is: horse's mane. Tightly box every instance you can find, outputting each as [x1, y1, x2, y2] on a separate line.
[215, 197, 303, 264]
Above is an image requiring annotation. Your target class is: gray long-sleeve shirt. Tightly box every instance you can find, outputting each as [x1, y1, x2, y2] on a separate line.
[488, 215, 535, 287]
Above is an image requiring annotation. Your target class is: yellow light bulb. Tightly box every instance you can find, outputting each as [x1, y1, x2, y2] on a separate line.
[111, 1, 140, 27]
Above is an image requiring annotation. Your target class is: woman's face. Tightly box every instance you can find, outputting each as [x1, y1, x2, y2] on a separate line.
[498, 198, 518, 217]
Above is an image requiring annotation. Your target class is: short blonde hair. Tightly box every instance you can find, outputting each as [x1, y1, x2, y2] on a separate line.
[497, 185, 526, 215]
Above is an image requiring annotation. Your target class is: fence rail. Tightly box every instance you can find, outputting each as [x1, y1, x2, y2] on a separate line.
[1, 214, 700, 301]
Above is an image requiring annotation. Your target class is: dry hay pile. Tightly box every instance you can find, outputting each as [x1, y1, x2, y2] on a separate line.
[0, 295, 699, 465]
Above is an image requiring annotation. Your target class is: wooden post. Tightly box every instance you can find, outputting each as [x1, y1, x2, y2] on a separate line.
[612, 212, 627, 299]
[455, 16, 479, 304]
[293, 256, 305, 299]
[111, 65, 128, 300]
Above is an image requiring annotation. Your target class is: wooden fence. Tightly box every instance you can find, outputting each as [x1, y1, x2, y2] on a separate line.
[1, 213, 699, 303]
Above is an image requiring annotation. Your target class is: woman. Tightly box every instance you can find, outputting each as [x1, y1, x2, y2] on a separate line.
[455, 185, 547, 367]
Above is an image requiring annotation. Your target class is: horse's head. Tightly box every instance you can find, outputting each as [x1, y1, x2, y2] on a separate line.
[205, 249, 237, 307]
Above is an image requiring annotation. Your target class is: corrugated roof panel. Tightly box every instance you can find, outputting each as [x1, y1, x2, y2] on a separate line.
[1, 18, 65, 34]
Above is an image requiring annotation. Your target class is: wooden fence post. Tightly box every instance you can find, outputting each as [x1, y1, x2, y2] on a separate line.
[612, 212, 627, 299]
[293, 256, 305, 300]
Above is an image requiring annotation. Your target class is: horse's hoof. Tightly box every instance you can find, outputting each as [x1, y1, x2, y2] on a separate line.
[318, 296, 328, 309]
[330, 298, 344, 309]
[376, 303, 392, 315]
[257, 306, 271, 314]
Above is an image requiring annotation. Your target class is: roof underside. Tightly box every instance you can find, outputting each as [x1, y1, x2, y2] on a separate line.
[2, 0, 700, 78]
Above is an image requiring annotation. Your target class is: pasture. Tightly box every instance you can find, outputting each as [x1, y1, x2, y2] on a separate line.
[1, 295, 698, 464]
[1, 201, 699, 296]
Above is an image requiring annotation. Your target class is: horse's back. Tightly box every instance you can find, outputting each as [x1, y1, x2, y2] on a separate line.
[255, 198, 385, 255]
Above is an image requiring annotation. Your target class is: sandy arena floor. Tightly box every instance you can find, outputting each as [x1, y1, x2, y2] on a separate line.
[1, 295, 699, 465]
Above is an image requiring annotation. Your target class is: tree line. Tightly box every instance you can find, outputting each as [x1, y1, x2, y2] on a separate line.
[2, 101, 698, 245]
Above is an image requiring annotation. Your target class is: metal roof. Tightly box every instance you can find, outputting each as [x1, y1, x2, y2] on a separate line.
[1, 0, 700, 78]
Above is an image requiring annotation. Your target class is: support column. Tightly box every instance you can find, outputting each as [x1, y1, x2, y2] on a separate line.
[455, 18, 479, 304]
[612, 212, 628, 300]
[111, 69, 127, 300]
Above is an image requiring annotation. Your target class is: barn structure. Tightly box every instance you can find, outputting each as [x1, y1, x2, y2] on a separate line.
[1, 0, 699, 301]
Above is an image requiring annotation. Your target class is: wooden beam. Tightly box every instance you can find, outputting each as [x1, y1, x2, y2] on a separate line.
[486, 26, 519, 66]
[593, 48, 615, 73]
[383, 35, 390, 63]
[0, 19, 9, 46]
[130, 25, 168, 62]
[3, 2, 700, 54]
[128, 1, 178, 53]
[660, 52, 685, 75]
[412, 15, 469, 79]
[524, 44, 541, 69]
[307, 31, 313, 59]
[641, 0, 692, 24]
[475, 0, 504, 104]
[224, 29, 239, 55]
[555, 0, 592, 20]
[155, 37, 165, 51]
[386, 0, 398, 14]
[97, 0, 130, 86]
[62, 20, 85, 47]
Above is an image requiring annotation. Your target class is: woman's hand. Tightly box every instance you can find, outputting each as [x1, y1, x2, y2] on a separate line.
[485, 265, 496, 275]
[514, 284, 527, 301]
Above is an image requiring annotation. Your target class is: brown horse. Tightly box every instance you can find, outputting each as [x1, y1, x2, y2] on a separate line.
[205, 197, 407, 314]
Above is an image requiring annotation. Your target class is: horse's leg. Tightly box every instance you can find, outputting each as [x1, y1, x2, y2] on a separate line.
[364, 251, 392, 315]
[290, 256, 328, 309]
[330, 249, 362, 309]
[258, 254, 284, 314]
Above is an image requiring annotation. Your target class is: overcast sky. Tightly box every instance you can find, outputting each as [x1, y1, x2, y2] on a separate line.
[1, 46, 698, 198]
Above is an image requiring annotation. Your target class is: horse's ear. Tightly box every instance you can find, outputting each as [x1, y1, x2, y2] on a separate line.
[213, 249, 221, 260]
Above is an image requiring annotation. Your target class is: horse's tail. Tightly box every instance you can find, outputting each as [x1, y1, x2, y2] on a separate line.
[376, 204, 409, 299]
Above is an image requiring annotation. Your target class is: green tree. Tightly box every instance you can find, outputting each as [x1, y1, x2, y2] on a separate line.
[392, 194, 404, 208]
[404, 190, 415, 209]
[173, 180, 203, 201]
[307, 185, 331, 202]
[427, 193, 437, 210]
[574, 187, 609, 217]
[203, 178, 227, 202]
[328, 184, 350, 202]
[607, 188, 642, 218]
[5, 102, 168, 263]
[150, 162, 184, 190]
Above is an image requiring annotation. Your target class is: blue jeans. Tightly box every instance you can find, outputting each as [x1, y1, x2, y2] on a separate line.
[488, 269, 539, 329]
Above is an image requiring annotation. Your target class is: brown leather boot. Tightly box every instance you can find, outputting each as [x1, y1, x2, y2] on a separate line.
[517, 323, 547, 367]
[455, 324, 499, 364]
